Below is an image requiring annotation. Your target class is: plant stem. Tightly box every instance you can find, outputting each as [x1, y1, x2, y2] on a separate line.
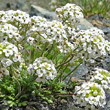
[41, 42, 48, 56]
[45, 92, 74, 97]
[59, 63, 70, 81]
[67, 65, 82, 84]
[14, 74, 38, 99]
[29, 45, 32, 64]
[63, 63, 81, 81]
[56, 63, 70, 82]
[56, 56, 73, 69]
[14, 78, 21, 100]
[52, 50, 60, 61]
[46, 43, 54, 57]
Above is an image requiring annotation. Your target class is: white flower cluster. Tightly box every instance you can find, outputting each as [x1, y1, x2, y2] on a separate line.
[88, 68, 110, 90]
[0, 41, 21, 67]
[27, 57, 57, 82]
[43, 20, 67, 44]
[30, 16, 47, 33]
[27, 16, 47, 46]
[31, 16, 47, 28]
[28, 18, 67, 44]
[73, 27, 110, 60]
[57, 40, 75, 53]
[73, 82, 106, 109]
[28, 17, 72, 53]
[56, 3, 83, 28]
[0, 23, 22, 42]
[0, 10, 30, 25]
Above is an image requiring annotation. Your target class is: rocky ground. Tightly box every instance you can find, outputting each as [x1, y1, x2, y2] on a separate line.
[0, 0, 110, 110]
[0, 0, 51, 12]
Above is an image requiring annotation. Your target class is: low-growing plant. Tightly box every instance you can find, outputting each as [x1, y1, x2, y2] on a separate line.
[0, 3, 110, 109]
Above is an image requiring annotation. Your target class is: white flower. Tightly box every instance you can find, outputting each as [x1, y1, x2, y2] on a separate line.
[41, 62, 52, 70]
[75, 11, 83, 18]
[36, 68, 46, 77]
[85, 104, 95, 110]
[3, 49, 13, 57]
[89, 96, 98, 106]
[1, 58, 13, 67]
[77, 97, 86, 106]
[101, 80, 109, 89]
[27, 64, 35, 74]
[36, 75, 46, 83]
[0, 68, 9, 75]
[14, 33, 22, 41]
[13, 53, 21, 62]
[33, 61, 41, 70]
[0, 51, 2, 55]
[45, 71, 53, 80]
[3, 42, 18, 54]
[27, 37, 34, 45]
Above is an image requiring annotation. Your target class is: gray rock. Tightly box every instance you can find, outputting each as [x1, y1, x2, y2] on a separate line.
[64, 64, 88, 84]
[0, 105, 9, 110]
[103, 34, 110, 42]
[29, 5, 58, 20]
[87, 13, 102, 20]
[16, 0, 30, 12]
[0, 0, 30, 13]
[102, 57, 110, 71]
[13, 107, 23, 110]
[73, 64, 88, 79]
[102, 27, 110, 34]
[106, 33, 110, 41]
[78, 18, 93, 30]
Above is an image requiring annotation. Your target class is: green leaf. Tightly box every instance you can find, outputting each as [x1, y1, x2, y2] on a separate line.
[64, 68, 71, 73]
[0, 95, 5, 98]
[7, 100, 17, 107]
[7, 96, 15, 100]
[18, 101, 27, 106]
[47, 99, 53, 103]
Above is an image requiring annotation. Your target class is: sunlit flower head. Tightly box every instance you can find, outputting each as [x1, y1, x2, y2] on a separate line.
[73, 82, 106, 109]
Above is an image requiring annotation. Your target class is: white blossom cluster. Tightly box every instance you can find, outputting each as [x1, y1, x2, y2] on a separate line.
[55, 3, 84, 28]
[57, 40, 75, 53]
[73, 27, 110, 60]
[27, 57, 57, 82]
[27, 18, 72, 53]
[42, 20, 67, 44]
[0, 41, 21, 78]
[28, 19, 67, 44]
[88, 68, 110, 90]
[29, 16, 77, 53]
[26, 16, 47, 46]
[0, 10, 30, 25]
[73, 82, 106, 110]
[0, 23, 22, 42]
[0, 41, 21, 67]
[31, 16, 47, 28]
